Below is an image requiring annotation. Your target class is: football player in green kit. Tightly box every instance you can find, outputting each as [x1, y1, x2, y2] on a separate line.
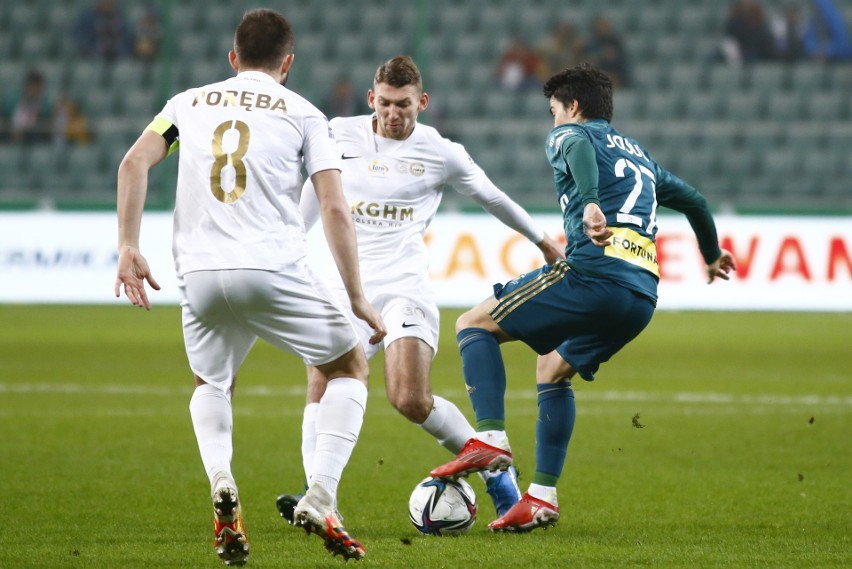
[430, 63, 736, 532]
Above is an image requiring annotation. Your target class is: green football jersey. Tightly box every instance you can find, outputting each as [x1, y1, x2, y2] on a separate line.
[545, 119, 721, 303]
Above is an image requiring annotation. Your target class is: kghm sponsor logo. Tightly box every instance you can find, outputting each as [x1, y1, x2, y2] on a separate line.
[368, 160, 389, 174]
[351, 201, 414, 222]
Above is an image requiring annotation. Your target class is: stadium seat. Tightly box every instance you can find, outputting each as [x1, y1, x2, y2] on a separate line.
[668, 63, 707, 93]
[722, 91, 765, 121]
[805, 92, 848, 123]
[0, 146, 29, 191]
[375, 35, 410, 62]
[789, 64, 829, 93]
[644, 91, 684, 120]
[332, 33, 369, 62]
[744, 64, 790, 94]
[482, 92, 520, 119]
[613, 91, 644, 121]
[764, 92, 802, 120]
[742, 121, 784, 149]
[682, 91, 723, 121]
[654, 37, 690, 65]
[755, 147, 797, 196]
[707, 65, 748, 92]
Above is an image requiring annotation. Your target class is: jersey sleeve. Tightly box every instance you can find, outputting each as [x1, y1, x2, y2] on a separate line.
[302, 115, 341, 176]
[559, 129, 600, 207]
[445, 140, 544, 244]
[655, 165, 722, 265]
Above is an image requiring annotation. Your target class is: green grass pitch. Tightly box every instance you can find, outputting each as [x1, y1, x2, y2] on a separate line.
[2, 305, 850, 568]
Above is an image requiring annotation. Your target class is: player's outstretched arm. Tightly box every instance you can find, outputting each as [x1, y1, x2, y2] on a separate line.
[312, 168, 387, 345]
[706, 249, 736, 284]
[115, 130, 167, 310]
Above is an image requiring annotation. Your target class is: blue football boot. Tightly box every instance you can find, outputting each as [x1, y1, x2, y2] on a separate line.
[485, 465, 522, 517]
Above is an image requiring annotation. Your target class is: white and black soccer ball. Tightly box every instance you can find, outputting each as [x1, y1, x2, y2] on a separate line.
[408, 477, 477, 535]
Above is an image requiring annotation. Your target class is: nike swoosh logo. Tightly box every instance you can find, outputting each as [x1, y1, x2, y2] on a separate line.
[401, 322, 419, 328]
[341, 154, 361, 160]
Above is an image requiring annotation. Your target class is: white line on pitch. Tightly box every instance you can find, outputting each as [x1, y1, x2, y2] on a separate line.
[1, 382, 851, 407]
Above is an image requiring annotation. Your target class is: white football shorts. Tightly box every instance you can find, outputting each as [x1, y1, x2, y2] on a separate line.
[329, 276, 440, 360]
[179, 264, 359, 391]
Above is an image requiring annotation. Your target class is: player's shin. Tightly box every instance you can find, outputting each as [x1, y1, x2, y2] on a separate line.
[456, 327, 507, 430]
[310, 377, 367, 500]
[301, 402, 319, 481]
[189, 383, 235, 486]
[531, 381, 575, 498]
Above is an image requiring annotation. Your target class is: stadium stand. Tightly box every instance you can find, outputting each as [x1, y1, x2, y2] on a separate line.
[0, 0, 850, 213]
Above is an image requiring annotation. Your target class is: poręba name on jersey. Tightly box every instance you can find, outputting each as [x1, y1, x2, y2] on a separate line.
[191, 90, 287, 114]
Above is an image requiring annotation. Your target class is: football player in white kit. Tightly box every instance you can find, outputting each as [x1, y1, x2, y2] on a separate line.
[114, 9, 385, 564]
[276, 56, 564, 524]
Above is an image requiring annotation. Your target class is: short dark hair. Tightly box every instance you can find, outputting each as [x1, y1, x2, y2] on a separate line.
[234, 9, 294, 70]
[374, 55, 423, 91]
[543, 63, 614, 122]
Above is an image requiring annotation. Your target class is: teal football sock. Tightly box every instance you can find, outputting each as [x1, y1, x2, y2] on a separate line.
[456, 327, 506, 431]
[533, 381, 575, 486]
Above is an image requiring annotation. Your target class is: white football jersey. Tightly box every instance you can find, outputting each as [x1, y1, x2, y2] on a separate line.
[150, 71, 340, 277]
[301, 115, 543, 288]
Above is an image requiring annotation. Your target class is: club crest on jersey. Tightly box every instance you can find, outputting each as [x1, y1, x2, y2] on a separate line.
[393, 161, 426, 176]
[369, 160, 389, 174]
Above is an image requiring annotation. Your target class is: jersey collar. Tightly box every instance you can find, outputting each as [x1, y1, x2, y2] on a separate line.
[235, 70, 279, 84]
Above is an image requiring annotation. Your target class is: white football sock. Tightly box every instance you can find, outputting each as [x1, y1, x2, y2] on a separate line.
[477, 429, 511, 452]
[528, 483, 558, 507]
[419, 395, 475, 454]
[310, 377, 367, 503]
[301, 402, 320, 482]
[189, 383, 234, 488]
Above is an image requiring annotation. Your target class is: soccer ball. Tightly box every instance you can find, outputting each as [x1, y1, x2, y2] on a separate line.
[408, 477, 477, 535]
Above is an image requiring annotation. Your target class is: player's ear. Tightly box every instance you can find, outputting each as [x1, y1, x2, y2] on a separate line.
[367, 89, 375, 109]
[228, 51, 239, 73]
[418, 91, 429, 112]
[281, 53, 295, 75]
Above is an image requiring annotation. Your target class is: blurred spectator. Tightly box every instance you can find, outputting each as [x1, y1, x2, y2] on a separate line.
[537, 20, 586, 82]
[1, 69, 53, 144]
[134, 6, 163, 61]
[497, 35, 541, 91]
[772, 4, 807, 62]
[584, 16, 631, 88]
[323, 76, 364, 118]
[74, 0, 134, 61]
[721, 0, 778, 63]
[52, 94, 92, 147]
[802, 0, 852, 61]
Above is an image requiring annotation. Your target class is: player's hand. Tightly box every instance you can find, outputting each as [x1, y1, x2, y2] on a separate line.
[350, 296, 387, 345]
[582, 203, 612, 247]
[707, 249, 736, 284]
[114, 245, 160, 310]
[536, 233, 566, 264]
